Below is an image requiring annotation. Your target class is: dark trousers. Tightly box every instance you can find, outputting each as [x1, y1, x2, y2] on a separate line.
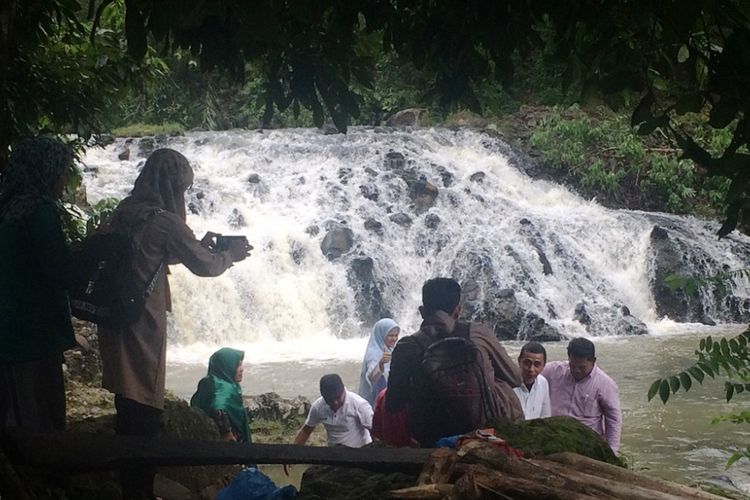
[115, 395, 162, 500]
[0, 356, 66, 431]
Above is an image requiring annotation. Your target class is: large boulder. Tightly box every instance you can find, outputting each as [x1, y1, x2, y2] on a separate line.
[299, 461, 416, 500]
[492, 289, 525, 340]
[320, 223, 354, 260]
[347, 256, 392, 327]
[408, 179, 438, 213]
[648, 225, 707, 322]
[245, 392, 310, 428]
[385, 108, 429, 127]
[493, 416, 623, 466]
[517, 312, 564, 342]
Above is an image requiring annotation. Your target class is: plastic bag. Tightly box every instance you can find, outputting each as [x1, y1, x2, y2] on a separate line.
[217, 467, 297, 500]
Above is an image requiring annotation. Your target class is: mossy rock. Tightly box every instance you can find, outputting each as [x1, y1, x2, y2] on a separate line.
[493, 415, 624, 466]
[298, 464, 416, 500]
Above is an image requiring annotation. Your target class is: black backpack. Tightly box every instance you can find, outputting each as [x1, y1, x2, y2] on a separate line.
[410, 322, 495, 445]
[68, 211, 164, 329]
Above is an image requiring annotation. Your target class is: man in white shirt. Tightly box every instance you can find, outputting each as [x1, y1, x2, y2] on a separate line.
[292, 373, 373, 447]
[513, 342, 551, 419]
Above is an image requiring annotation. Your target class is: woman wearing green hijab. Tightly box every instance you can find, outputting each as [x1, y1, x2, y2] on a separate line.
[191, 347, 251, 442]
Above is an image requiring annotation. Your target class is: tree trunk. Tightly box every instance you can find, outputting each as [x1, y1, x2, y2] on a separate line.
[452, 463, 602, 500]
[546, 452, 725, 500]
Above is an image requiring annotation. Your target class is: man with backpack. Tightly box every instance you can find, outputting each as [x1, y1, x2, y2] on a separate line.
[385, 278, 524, 447]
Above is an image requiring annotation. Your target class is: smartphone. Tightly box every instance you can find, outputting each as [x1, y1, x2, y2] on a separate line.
[215, 235, 248, 251]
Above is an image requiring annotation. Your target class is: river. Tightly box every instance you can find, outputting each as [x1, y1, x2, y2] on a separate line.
[81, 128, 750, 493]
[162, 324, 750, 493]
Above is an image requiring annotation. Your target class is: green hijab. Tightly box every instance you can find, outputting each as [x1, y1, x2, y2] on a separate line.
[190, 347, 250, 442]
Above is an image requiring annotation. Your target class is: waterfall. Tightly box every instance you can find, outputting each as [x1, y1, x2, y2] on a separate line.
[81, 128, 750, 362]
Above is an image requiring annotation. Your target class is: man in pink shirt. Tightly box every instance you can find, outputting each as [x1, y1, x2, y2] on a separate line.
[542, 337, 622, 453]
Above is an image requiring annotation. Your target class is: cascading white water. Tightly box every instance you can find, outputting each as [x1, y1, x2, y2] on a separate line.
[81, 127, 750, 362]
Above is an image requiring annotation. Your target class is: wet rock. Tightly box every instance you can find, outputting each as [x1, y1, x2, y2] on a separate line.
[519, 218, 553, 275]
[364, 167, 378, 177]
[518, 312, 564, 342]
[385, 108, 429, 127]
[436, 166, 455, 187]
[359, 184, 379, 201]
[389, 212, 413, 227]
[305, 225, 320, 237]
[492, 289, 525, 340]
[117, 149, 130, 161]
[227, 208, 245, 228]
[424, 213, 441, 229]
[289, 241, 307, 265]
[614, 312, 649, 336]
[96, 134, 116, 147]
[347, 256, 392, 327]
[648, 225, 705, 322]
[83, 165, 99, 174]
[138, 137, 155, 156]
[364, 218, 384, 236]
[247, 173, 261, 184]
[320, 224, 354, 260]
[194, 137, 210, 146]
[470, 171, 486, 183]
[320, 123, 339, 135]
[338, 167, 352, 185]
[409, 179, 438, 213]
[384, 151, 405, 170]
[573, 302, 592, 326]
[245, 392, 310, 427]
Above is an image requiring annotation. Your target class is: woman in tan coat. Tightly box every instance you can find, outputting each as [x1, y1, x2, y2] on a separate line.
[98, 148, 250, 499]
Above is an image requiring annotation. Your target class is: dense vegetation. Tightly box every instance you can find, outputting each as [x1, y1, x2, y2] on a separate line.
[3, 0, 749, 233]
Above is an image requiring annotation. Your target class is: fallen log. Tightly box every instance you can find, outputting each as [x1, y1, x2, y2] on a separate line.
[0, 429, 433, 474]
[417, 448, 457, 485]
[453, 462, 601, 500]
[458, 441, 696, 500]
[546, 452, 725, 500]
[527, 457, 688, 500]
[388, 484, 454, 499]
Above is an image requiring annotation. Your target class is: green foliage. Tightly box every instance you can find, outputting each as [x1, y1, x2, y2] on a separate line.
[648, 328, 750, 466]
[111, 122, 185, 137]
[529, 106, 727, 215]
[3, 1, 165, 154]
[61, 197, 120, 244]
[665, 268, 750, 297]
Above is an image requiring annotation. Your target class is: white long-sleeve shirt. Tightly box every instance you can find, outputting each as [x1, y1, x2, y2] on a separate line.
[513, 374, 551, 420]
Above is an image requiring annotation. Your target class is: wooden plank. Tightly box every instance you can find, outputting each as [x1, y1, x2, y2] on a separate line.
[0, 429, 433, 474]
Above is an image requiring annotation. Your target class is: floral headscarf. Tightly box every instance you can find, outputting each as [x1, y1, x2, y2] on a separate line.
[0, 137, 72, 224]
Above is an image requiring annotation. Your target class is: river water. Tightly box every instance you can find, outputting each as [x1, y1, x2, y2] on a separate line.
[81, 128, 750, 493]
[164, 325, 750, 492]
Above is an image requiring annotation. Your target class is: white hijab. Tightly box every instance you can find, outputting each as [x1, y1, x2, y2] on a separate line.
[357, 318, 399, 405]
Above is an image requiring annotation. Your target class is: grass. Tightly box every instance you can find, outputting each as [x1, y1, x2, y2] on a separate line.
[111, 122, 185, 137]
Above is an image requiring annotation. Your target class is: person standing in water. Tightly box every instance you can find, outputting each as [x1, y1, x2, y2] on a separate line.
[357, 318, 400, 405]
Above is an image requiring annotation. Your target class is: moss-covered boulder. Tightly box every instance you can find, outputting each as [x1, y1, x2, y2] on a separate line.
[493, 416, 623, 466]
[298, 463, 417, 500]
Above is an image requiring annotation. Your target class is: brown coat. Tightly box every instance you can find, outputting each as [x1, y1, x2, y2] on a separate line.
[99, 208, 233, 409]
[387, 310, 524, 445]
